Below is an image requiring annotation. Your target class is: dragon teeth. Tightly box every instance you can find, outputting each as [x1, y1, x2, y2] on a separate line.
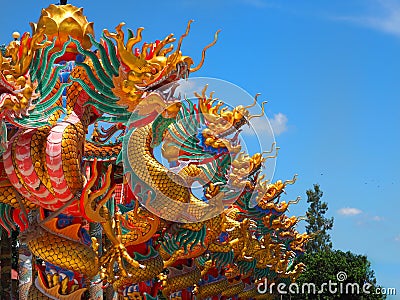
[134, 84, 148, 91]
[140, 62, 188, 91]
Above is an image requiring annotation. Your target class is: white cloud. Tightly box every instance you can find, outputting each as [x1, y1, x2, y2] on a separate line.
[371, 215, 384, 221]
[395, 235, 400, 242]
[355, 214, 386, 227]
[333, 0, 400, 37]
[269, 113, 288, 136]
[338, 207, 363, 216]
[241, 112, 288, 137]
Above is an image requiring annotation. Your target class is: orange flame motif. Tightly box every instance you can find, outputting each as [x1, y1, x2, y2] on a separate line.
[106, 22, 220, 112]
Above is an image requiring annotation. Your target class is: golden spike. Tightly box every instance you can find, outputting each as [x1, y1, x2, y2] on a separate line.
[126, 27, 144, 53]
[245, 93, 260, 109]
[140, 42, 151, 60]
[0, 51, 3, 70]
[155, 34, 176, 56]
[238, 150, 246, 157]
[248, 100, 267, 120]
[8, 26, 52, 76]
[194, 85, 207, 101]
[52, 274, 59, 289]
[201, 84, 208, 96]
[104, 23, 126, 49]
[190, 29, 221, 72]
[104, 23, 148, 72]
[159, 44, 174, 56]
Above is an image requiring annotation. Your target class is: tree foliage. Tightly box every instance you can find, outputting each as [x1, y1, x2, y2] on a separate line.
[305, 184, 334, 253]
[291, 184, 386, 300]
[293, 250, 386, 299]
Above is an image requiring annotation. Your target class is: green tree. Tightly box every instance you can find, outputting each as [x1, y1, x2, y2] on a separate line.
[304, 184, 334, 253]
[293, 250, 386, 300]
[289, 184, 386, 300]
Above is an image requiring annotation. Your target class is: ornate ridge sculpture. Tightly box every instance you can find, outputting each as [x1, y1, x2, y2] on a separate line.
[0, 2, 310, 299]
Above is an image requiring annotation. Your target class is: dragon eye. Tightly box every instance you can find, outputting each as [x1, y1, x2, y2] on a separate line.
[151, 67, 158, 75]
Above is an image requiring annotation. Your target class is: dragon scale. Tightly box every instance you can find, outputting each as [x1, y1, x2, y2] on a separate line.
[126, 124, 214, 222]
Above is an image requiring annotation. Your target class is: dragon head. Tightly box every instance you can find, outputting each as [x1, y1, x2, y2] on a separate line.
[105, 21, 220, 112]
[229, 152, 265, 189]
[196, 87, 266, 138]
[228, 143, 279, 190]
[0, 28, 51, 117]
[255, 174, 298, 207]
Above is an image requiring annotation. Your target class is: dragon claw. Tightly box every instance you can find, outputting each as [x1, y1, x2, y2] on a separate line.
[100, 241, 145, 280]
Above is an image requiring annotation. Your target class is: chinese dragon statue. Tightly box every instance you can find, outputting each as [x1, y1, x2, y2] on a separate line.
[0, 2, 310, 300]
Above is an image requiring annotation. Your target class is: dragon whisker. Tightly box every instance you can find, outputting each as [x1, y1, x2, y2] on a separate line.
[245, 93, 260, 109]
[190, 30, 221, 72]
[262, 142, 276, 155]
[248, 100, 267, 120]
[174, 20, 193, 59]
[284, 174, 298, 185]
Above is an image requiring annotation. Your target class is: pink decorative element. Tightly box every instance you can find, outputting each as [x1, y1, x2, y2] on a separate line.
[44, 113, 83, 215]
[3, 131, 38, 203]
[15, 129, 56, 204]
[3, 113, 83, 216]
[46, 122, 74, 202]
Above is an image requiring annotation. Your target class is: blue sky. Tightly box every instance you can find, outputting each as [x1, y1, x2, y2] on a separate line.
[1, 0, 399, 296]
